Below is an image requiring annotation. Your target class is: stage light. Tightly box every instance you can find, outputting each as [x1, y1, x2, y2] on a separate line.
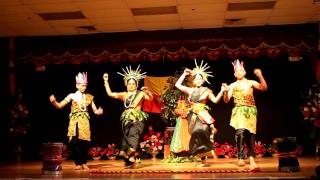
[273, 137, 300, 172]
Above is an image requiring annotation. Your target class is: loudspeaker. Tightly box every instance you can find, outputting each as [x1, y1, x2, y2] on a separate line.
[278, 157, 300, 172]
[273, 137, 300, 172]
[274, 137, 297, 152]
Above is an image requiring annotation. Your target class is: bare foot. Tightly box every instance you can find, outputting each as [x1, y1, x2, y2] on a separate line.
[196, 158, 209, 167]
[74, 165, 82, 170]
[197, 163, 210, 167]
[211, 150, 217, 159]
[119, 151, 126, 157]
[132, 163, 143, 169]
[197, 160, 210, 167]
[129, 156, 135, 163]
[249, 164, 260, 171]
[249, 157, 260, 171]
[238, 159, 245, 166]
[82, 164, 89, 170]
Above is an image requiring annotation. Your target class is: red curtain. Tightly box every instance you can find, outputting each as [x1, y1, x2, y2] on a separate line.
[15, 24, 318, 65]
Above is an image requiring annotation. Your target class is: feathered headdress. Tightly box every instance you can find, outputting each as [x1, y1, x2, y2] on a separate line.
[232, 59, 245, 72]
[75, 72, 88, 84]
[117, 65, 146, 85]
[192, 59, 213, 84]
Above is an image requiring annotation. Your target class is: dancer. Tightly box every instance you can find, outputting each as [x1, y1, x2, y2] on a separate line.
[103, 65, 152, 168]
[175, 59, 227, 166]
[223, 59, 267, 170]
[49, 72, 103, 170]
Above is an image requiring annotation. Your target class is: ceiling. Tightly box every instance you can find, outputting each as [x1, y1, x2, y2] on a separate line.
[0, 0, 319, 37]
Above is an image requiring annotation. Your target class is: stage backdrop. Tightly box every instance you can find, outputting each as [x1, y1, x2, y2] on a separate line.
[1, 23, 319, 161]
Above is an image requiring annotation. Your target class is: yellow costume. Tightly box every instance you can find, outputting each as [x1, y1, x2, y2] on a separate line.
[230, 86, 257, 134]
[66, 93, 93, 141]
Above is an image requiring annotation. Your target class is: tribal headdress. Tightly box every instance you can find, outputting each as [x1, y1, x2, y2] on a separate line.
[117, 65, 146, 85]
[75, 72, 88, 84]
[192, 59, 213, 84]
[232, 59, 245, 72]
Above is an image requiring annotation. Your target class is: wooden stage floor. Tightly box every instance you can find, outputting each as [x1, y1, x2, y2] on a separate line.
[0, 157, 319, 179]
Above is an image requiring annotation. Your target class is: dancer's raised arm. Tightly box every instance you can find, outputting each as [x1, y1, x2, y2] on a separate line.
[141, 86, 153, 100]
[49, 94, 72, 109]
[223, 84, 233, 103]
[103, 73, 124, 99]
[91, 100, 103, 115]
[175, 68, 193, 95]
[208, 83, 228, 104]
[252, 69, 268, 91]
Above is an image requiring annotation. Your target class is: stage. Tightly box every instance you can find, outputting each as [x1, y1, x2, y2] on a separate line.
[0, 157, 319, 179]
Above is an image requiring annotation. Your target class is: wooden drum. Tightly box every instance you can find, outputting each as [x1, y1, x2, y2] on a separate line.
[42, 142, 63, 175]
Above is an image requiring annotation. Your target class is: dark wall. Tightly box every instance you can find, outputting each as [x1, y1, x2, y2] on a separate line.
[11, 54, 315, 160]
[0, 38, 10, 162]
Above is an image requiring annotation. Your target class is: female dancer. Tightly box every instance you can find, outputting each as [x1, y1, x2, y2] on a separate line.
[175, 60, 227, 166]
[103, 65, 152, 168]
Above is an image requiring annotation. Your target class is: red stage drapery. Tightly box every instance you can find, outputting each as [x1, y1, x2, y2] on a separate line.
[14, 24, 318, 65]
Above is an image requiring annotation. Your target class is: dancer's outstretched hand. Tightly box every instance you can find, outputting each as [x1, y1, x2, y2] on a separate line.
[49, 95, 56, 103]
[253, 69, 262, 78]
[95, 107, 103, 115]
[103, 73, 109, 81]
[183, 68, 192, 75]
[221, 83, 228, 92]
[141, 86, 149, 91]
[141, 86, 153, 99]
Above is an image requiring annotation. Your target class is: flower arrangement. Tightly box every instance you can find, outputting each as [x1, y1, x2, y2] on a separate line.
[8, 92, 30, 140]
[88, 146, 104, 158]
[213, 141, 275, 158]
[214, 142, 237, 158]
[88, 144, 120, 160]
[140, 134, 164, 155]
[8, 91, 30, 161]
[101, 144, 119, 159]
[174, 99, 190, 118]
[301, 83, 320, 144]
[255, 141, 276, 157]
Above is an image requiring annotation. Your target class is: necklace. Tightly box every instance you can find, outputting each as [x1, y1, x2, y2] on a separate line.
[79, 93, 87, 111]
[124, 91, 136, 108]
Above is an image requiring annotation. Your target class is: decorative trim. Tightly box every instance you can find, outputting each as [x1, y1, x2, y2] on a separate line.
[17, 41, 314, 65]
[90, 169, 254, 174]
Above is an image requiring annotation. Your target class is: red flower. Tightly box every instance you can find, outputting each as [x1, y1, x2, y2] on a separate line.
[314, 120, 320, 127]
[88, 146, 103, 157]
[140, 134, 164, 153]
[104, 144, 119, 157]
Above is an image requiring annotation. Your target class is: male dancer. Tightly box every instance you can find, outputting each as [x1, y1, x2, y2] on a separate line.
[223, 59, 267, 170]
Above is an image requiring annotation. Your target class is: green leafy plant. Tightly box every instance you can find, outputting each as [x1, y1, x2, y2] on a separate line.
[160, 70, 189, 127]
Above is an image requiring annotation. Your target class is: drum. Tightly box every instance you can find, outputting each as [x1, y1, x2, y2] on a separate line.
[42, 142, 63, 175]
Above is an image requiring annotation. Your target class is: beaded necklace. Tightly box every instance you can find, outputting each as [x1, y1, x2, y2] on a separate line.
[124, 91, 136, 108]
[79, 93, 87, 111]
